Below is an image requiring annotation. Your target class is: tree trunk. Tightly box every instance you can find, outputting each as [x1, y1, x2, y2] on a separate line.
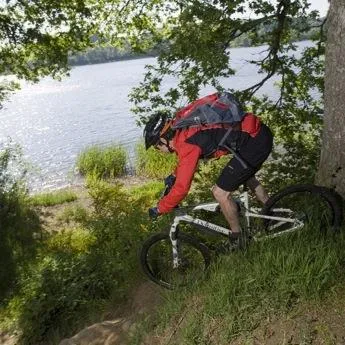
[316, 0, 345, 198]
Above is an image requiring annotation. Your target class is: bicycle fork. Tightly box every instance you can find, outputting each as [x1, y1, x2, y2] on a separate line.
[169, 214, 202, 269]
[169, 220, 181, 269]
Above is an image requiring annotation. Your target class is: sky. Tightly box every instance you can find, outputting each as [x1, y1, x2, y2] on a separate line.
[308, 0, 329, 16]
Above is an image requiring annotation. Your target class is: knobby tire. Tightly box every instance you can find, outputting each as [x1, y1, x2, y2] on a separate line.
[261, 184, 343, 233]
[140, 232, 211, 289]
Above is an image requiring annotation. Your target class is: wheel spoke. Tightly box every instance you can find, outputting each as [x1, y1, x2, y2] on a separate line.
[259, 186, 337, 238]
[141, 232, 210, 289]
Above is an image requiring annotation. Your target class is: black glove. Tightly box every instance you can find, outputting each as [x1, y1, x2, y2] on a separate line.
[164, 174, 176, 188]
[163, 174, 176, 196]
[148, 207, 160, 220]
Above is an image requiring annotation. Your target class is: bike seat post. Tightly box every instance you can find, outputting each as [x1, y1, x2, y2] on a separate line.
[239, 184, 249, 206]
[238, 185, 251, 230]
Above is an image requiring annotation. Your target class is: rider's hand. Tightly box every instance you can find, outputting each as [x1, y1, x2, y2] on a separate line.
[163, 174, 176, 196]
[148, 207, 160, 220]
[164, 174, 176, 188]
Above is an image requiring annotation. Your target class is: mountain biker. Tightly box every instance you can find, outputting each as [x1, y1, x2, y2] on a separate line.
[144, 103, 273, 243]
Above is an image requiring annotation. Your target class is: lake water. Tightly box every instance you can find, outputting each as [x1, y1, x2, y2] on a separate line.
[0, 41, 311, 192]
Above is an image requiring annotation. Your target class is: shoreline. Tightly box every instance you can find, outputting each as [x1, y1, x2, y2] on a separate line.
[69, 39, 314, 69]
[29, 173, 155, 196]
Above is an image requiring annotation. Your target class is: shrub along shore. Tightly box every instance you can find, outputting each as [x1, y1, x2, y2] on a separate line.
[0, 141, 179, 345]
[0, 141, 344, 345]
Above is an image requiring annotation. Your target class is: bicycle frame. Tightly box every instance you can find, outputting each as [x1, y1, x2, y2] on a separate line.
[169, 190, 304, 268]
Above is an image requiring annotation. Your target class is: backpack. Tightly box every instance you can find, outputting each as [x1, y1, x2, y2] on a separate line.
[172, 92, 246, 130]
[172, 92, 260, 169]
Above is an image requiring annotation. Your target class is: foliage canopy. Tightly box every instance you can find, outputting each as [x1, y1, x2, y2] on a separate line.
[126, 0, 326, 187]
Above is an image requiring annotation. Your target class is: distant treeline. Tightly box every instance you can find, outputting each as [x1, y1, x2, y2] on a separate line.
[230, 21, 321, 48]
[68, 18, 322, 66]
[68, 46, 155, 66]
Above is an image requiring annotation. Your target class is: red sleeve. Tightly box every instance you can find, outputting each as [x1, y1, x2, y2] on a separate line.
[158, 143, 201, 213]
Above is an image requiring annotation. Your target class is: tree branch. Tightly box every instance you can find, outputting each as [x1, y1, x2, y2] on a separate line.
[242, 0, 290, 98]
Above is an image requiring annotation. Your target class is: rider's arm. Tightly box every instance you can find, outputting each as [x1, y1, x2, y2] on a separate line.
[158, 143, 201, 213]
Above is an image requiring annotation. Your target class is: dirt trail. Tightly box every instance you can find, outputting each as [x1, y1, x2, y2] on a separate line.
[0, 280, 163, 345]
[58, 281, 163, 345]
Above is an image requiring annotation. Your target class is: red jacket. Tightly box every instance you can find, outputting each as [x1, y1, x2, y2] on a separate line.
[157, 113, 260, 213]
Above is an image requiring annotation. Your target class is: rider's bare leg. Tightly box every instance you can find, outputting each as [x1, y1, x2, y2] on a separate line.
[246, 176, 269, 204]
[212, 185, 241, 234]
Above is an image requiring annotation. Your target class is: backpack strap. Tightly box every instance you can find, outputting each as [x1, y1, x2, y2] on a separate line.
[218, 126, 233, 148]
[217, 127, 249, 169]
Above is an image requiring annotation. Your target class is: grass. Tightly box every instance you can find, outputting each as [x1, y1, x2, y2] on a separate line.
[56, 205, 90, 224]
[30, 189, 78, 206]
[130, 225, 345, 345]
[135, 142, 177, 179]
[2, 141, 344, 345]
[0, 179, 169, 345]
[76, 144, 127, 179]
[128, 180, 163, 200]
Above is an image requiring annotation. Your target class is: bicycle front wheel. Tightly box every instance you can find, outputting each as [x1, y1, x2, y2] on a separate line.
[260, 184, 343, 237]
[140, 232, 211, 289]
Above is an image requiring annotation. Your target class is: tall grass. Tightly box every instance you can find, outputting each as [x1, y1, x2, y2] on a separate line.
[135, 142, 177, 179]
[30, 189, 78, 206]
[130, 227, 345, 345]
[128, 180, 163, 204]
[76, 144, 127, 179]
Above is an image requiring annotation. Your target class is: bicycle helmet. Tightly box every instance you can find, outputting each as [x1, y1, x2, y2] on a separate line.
[143, 113, 174, 149]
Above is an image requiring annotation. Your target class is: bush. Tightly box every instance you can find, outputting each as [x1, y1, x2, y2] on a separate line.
[56, 205, 90, 224]
[0, 142, 40, 300]
[12, 248, 115, 345]
[128, 181, 163, 208]
[46, 227, 96, 253]
[76, 144, 127, 179]
[2, 178, 167, 344]
[135, 142, 177, 179]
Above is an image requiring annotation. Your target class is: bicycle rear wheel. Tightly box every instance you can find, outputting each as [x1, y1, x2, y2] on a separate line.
[259, 184, 343, 238]
[140, 231, 211, 289]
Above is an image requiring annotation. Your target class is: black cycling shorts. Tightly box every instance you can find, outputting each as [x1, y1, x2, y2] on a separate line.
[216, 124, 273, 192]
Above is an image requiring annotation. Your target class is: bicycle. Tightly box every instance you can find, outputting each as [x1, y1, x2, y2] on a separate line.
[140, 184, 343, 289]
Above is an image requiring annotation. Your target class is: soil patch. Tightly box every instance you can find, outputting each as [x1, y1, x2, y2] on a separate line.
[35, 176, 155, 233]
[58, 281, 163, 345]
